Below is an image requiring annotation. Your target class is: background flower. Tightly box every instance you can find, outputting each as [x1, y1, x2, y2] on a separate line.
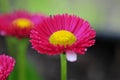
[0, 11, 45, 38]
[30, 14, 96, 62]
[0, 54, 15, 80]
[0, 10, 46, 80]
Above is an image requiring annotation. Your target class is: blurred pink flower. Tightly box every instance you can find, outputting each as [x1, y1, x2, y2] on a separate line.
[0, 11, 46, 38]
[30, 14, 96, 62]
[0, 54, 15, 80]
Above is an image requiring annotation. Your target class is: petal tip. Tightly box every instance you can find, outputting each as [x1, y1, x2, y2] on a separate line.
[66, 51, 77, 62]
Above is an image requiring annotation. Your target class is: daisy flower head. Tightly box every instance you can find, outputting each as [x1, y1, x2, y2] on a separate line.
[30, 14, 96, 62]
[0, 54, 15, 80]
[0, 11, 45, 38]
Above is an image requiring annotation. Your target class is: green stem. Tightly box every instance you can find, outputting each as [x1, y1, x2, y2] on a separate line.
[60, 53, 67, 80]
[6, 37, 18, 80]
[16, 38, 29, 80]
[7, 37, 41, 80]
[6, 37, 29, 80]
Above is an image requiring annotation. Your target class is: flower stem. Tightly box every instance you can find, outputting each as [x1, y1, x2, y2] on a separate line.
[60, 53, 67, 80]
[16, 38, 29, 80]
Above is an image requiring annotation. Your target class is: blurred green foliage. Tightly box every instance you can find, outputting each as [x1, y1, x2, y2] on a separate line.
[0, 0, 103, 29]
[26, 0, 101, 27]
[1, 0, 120, 31]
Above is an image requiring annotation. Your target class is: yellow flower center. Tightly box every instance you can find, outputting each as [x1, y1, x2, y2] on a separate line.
[12, 18, 33, 28]
[49, 30, 77, 46]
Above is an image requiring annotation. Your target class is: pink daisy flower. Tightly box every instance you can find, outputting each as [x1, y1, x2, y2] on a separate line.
[30, 14, 96, 62]
[0, 11, 45, 38]
[0, 54, 15, 80]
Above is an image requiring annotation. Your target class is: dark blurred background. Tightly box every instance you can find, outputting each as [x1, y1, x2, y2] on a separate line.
[0, 0, 120, 80]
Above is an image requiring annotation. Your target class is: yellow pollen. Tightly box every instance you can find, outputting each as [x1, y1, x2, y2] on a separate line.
[49, 30, 77, 46]
[12, 18, 33, 28]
